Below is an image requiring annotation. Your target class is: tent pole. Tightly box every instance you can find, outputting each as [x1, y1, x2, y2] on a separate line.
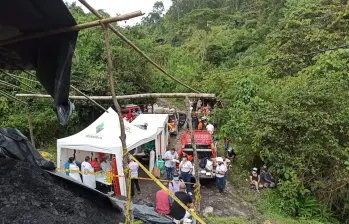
[185, 96, 201, 211]
[26, 106, 35, 148]
[102, 24, 132, 222]
[0, 11, 143, 46]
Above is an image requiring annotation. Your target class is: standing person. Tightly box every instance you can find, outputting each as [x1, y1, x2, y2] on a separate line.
[192, 112, 198, 130]
[250, 168, 260, 193]
[147, 104, 153, 114]
[169, 172, 182, 204]
[197, 119, 203, 130]
[224, 137, 231, 151]
[129, 158, 141, 196]
[170, 183, 194, 222]
[90, 157, 102, 172]
[215, 157, 227, 193]
[197, 99, 202, 110]
[156, 182, 171, 215]
[179, 155, 193, 195]
[163, 148, 178, 180]
[206, 122, 214, 135]
[81, 156, 96, 189]
[100, 156, 112, 173]
[68, 157, 82, 183]
[226, 147, 236, 163]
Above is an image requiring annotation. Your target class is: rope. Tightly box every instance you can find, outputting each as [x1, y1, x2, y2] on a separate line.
[56, 168, 197, 184]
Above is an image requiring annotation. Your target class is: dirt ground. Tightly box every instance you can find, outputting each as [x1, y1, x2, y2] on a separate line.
[137, 99, 253, 218]
[131, 129, 252, 219]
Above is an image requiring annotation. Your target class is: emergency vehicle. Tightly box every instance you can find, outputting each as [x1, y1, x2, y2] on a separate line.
[177, 130, 217, 179]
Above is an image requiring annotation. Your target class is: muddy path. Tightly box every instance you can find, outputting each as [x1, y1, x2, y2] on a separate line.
[131, 128, 252, 219]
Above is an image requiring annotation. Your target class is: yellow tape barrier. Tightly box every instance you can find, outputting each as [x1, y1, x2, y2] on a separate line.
[55, 168, 197, 184]
[127, 153, 206, 224]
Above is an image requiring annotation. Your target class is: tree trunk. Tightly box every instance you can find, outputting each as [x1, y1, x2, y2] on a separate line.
[185, 96, 200, 211]
[103, 27, 132, 222]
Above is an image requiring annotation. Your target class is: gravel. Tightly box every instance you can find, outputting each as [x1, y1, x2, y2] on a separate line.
[0, 158, 122, 224]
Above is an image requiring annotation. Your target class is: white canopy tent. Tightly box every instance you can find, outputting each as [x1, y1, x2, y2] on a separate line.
[132, 114, 169, 157]
[57, 107, 156, 196]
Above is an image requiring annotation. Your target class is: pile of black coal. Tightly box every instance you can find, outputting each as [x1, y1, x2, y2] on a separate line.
[0, 158, 123, 224]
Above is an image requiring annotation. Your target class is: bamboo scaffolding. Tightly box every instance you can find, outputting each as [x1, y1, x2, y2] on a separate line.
[0, 11, 143, 46]
[15, 93, 216, 100]
[77, 0, 199, 93]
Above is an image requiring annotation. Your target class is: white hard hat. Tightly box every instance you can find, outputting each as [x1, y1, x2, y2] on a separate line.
[216, 157, 223, 162]
[253, 167, 258, 171]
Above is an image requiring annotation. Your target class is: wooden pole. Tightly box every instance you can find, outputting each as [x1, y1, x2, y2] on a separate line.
[15, 93, 216, 100]
[0, 11, 143, 46]
[102, 25, 132, 222]
[77, 0, 199, 93]
[70, 85, 107, 111]
[185, 96, 201, 211]
[26, 106, 35, 148]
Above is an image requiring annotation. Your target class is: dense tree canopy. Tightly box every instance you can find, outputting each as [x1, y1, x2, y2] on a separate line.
[1, 0, 349, 222]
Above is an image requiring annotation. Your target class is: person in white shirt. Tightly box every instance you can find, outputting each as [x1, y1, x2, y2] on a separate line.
[179, 155, 193, 195]
[215, 157, 227, 193]
[129, 158, 141, 196]
[68, 157, 82, 183]
[81, 156, 96, 189]
[163, 148, 178, 180]
[100, 156, 112, 173]
[206, 122, 214, 135]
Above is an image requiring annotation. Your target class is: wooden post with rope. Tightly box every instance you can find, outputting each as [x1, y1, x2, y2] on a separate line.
[185, 96, 201, 211]
[25, 106, 35, 148]
[102, 22, 133, 223]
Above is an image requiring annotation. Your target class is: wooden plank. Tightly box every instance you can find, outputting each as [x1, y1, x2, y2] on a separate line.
[15, 93, 216, 100]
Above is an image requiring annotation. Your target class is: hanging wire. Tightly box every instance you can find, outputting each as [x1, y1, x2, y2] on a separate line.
[216, 44, 349, 73]
[0, 82, 38, 94]
[0, 89, 27, 105]
[0, 70, 39, 83]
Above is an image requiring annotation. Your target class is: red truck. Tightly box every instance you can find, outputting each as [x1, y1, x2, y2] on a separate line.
[177, 130, 217, 179]
[122, 104, 141, 122]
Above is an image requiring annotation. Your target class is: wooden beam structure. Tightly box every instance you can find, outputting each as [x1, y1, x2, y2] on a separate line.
[77, 0, 200, 93]
[185, 96, 200, 211]
[0, 11, 143, 46]
[15, 93, 216, 100]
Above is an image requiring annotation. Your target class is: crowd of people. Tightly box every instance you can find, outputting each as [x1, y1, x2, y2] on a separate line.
[188, 99, 216, 134]
[64, 156, 112, 189]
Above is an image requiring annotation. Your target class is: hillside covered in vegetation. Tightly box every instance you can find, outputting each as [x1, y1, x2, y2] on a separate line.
[1, 0, 349, 223]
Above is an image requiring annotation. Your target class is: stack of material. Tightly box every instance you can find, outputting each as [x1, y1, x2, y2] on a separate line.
[0, 158, 122, 224]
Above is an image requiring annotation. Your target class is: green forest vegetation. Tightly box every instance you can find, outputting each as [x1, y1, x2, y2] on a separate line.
[1, 0, 349, 223]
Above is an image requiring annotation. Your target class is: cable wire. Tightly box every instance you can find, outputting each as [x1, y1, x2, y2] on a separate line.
[217, 44, 349, 73]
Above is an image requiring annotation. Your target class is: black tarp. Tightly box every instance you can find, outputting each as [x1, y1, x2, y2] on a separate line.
[0, 128, 55, 170]
[0, 0, 78, 125]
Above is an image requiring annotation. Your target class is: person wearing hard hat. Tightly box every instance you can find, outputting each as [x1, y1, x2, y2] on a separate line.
[250, 167, 260, 193]
[215, 157, 227, 193]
